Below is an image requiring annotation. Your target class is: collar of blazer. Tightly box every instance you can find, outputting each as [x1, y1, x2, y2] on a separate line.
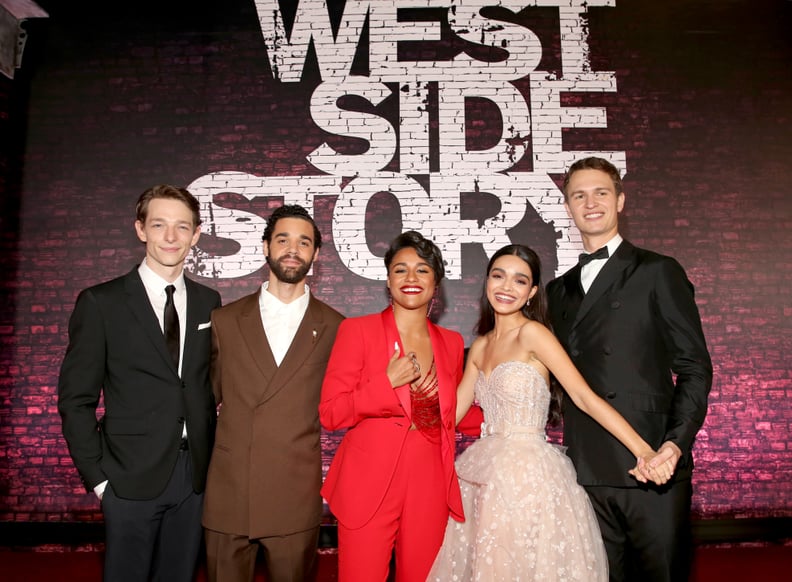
[236, 289, 330, 403]
[124, 268, 181, 376]
[181, 276, 213, 373]
[379, 307, 454, 421]
[571, 239, 637, 328]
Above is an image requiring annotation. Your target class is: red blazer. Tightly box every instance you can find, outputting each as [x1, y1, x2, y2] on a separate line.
[320, 308, 467, 530]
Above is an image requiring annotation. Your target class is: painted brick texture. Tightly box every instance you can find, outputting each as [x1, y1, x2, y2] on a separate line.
[0, 0, 789, 524]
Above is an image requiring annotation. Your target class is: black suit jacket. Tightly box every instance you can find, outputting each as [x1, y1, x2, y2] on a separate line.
[58, 267, 221, 499]
[547, 240, 712, 487]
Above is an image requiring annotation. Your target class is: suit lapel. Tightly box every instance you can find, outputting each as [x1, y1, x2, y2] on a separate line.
[182, 277, 207, 376]
[264, 294, 329, 401]
[557, 264, 585, 330]
[236, 291, 277, 391]
[572, 240, 636, 329]
[124, 269, 178, 375]
[427, 322, 453, 417]
[381, 308, 412, 419]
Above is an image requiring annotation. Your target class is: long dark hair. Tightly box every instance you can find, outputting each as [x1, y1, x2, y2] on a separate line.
[474, 244, 563, 425]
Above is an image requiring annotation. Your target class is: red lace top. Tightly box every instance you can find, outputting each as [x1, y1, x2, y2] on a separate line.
[410, 359, 441, 441]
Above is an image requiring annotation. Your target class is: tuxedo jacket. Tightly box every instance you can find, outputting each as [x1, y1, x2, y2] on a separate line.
[319, 308, 468, 530]
[58, 267, 221, 499]
[201, 290, 344, 539]
[546, 240, 712, 487]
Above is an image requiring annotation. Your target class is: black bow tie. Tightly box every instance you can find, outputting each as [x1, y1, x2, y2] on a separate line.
[578, 247, 609, 266]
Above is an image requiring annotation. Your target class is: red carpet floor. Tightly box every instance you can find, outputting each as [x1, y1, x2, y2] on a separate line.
[1, 544, 791, 581]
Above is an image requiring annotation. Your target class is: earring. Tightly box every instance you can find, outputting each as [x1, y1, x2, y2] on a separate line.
[427, 289, 439, 316]
[526, 299, 531, 307]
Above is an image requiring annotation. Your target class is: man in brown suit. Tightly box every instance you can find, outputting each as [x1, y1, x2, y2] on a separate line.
[202, 204, 344, 582]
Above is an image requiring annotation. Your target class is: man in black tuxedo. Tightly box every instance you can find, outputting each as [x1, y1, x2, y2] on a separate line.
[58, 185, 221, 581]
[547, 157, 712, 581]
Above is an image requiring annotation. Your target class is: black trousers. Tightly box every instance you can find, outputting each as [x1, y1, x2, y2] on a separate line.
[585, 480, 693, 582]
[101, 450, 204, 582]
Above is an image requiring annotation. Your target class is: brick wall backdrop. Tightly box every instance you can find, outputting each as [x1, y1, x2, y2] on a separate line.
[0, 0, 790, 523]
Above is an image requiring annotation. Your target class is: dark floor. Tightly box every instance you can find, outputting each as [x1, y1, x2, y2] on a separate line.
[1, 543, 792, 581]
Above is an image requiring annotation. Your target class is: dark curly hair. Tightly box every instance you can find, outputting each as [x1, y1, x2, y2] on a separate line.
[261, 204, 322, 249]
[384, 230, 445, 282]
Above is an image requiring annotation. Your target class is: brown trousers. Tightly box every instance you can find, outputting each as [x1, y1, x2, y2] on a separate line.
[204, 526, 319, 582]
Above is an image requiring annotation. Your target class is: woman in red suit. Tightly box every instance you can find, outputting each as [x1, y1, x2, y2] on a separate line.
[320, 231, 475, 582]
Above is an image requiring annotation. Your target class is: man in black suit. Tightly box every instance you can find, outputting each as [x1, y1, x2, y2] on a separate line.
[58, 185, 222, 581]
[547, 157, 712, 581]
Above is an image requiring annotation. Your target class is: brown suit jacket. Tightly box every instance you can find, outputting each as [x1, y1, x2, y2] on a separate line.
[202, 289, 344, 538]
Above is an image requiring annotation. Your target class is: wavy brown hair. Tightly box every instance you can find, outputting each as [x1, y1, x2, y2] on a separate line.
[136, 185, 201, 228]
[562, 156, 623, 202]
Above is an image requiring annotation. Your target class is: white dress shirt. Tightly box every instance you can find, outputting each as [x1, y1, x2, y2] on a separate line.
[580, 234, 623, 293]
[259, 281, 310, 366]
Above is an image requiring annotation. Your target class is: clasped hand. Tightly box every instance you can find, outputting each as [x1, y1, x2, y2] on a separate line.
[629, 441, 682, 486]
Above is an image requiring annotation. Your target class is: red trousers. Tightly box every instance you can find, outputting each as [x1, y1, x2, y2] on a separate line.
[337, 430, 450, 582]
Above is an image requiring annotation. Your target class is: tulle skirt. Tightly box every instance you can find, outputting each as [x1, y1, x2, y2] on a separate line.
[428, 433, 608, 581]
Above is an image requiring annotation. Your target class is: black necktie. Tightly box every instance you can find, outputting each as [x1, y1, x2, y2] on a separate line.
[164, 285, 180, 370]
[578, 246, 609, 266]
